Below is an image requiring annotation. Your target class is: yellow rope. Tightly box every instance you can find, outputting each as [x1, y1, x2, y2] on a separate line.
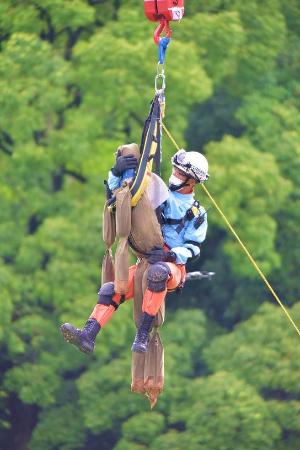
[162, 122, 300, 337]
[162, 122, 180, 151]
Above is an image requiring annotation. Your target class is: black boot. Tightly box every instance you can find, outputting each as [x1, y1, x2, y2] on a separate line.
[60, 319, 100, 354]
[131, 312, 155, 353]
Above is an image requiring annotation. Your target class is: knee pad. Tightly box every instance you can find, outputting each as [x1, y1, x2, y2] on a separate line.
[98, 282, 115, 305]
[147, 263, 170, 292]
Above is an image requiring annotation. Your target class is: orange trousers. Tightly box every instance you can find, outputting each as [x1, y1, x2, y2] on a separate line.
[90, 262, 185, 327]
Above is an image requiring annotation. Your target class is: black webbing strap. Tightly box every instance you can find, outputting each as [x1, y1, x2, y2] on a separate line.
[185, 240, 201, 263]
[107, 95, 161, 208]
[128, 233, 149, 258]
[162, 200, 200, 233]
[111, 294, 126, 310]
[104, 179, 112, 200]
[153, 115, 161, 176]
[130, 96, 160, 199]
[185, 239, 201, 249]
[140, 99, 154, 155]
[162, 217, 184, 225]
[110, 300, 119, 310]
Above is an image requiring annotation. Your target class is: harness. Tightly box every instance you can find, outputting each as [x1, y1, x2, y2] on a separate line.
[161, 200, 206, 234]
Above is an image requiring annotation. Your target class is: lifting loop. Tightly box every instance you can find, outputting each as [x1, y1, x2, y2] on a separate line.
[158, 36, 171, 64]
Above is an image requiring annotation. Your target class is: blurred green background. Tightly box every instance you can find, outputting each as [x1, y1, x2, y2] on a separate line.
[1, 1, 300, 449]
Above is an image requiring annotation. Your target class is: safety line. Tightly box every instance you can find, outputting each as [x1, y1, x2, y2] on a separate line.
[162, 122, 300, 337]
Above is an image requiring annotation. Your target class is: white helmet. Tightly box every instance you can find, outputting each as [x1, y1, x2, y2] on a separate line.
[171, 149, 209, 183]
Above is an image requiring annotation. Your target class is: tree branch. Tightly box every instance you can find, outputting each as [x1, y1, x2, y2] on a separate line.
[63, 168, 87, 183]
[0, 131, 14, 155]
[33, 3, 56, 43]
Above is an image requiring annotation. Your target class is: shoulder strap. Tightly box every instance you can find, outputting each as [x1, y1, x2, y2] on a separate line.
[162, 200, 201, 233]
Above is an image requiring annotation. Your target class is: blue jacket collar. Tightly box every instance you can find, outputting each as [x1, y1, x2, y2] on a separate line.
[169, 190, 194, 202]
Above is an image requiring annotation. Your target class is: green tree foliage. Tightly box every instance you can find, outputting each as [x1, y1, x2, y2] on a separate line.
[205, 135, 291, 276]
[167, 371, 281, 450]
[77, 347, 146, 434]
[236, 86, 300, 300]
[29, 404, 86, 450]
[0, 1, 299, 449]
[121, 412, 166, 446]
[204, 303, 300, 447]
[204, 303, 300, 393]
[185, 0, 299, 323]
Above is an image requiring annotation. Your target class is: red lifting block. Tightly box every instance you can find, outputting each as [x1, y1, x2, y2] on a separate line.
[144, 0, 184, 22]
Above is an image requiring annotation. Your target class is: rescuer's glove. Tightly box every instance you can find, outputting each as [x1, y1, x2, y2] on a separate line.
[147, 246, 177, 264]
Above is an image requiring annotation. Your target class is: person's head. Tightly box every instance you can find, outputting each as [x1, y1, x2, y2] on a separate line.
[169, 149, 209, 194]
[116, 143, 140, 159]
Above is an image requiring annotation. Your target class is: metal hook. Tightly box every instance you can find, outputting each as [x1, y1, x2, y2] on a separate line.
[154, 18, 171, 45]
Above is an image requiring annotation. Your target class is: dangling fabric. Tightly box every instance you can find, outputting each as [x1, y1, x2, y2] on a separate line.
[103, 202, 116, 247]
[101, 248, 115, 285]
[114, 171, 133, 294]
[144, 330, 164, 409]
[114, 237, 129, 294]
[116, 185, 131, 238]
[101, 203, 116, 284]
[113, 144, 140, 294]
[131, 259, 148, 395]
[145, 293, 165, 408]
[130, 203, 165, 408]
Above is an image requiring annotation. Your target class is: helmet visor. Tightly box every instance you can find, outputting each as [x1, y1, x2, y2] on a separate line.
[173, 151, 209, 183]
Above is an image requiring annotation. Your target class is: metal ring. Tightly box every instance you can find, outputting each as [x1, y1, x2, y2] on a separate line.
[156, 61, 165, 76]
[155, 75, 166, 92]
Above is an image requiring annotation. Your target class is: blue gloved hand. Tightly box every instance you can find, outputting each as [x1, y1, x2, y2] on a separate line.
[111, 155, 138, 177]
[147, 246, 177, 264]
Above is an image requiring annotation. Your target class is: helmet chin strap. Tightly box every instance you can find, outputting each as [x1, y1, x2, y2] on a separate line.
[169, 179, 190, 192]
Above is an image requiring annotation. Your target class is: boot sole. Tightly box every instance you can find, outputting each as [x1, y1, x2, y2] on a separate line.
[60, 324, 93, 354]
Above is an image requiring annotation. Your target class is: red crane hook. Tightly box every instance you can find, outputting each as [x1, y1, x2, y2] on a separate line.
[154, 18, 171, 44]
[144, 0, 184, 45]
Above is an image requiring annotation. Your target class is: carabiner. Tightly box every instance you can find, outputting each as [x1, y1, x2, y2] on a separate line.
[155, 62, 166, 93]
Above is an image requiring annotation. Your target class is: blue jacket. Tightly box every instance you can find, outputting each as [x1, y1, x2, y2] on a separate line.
[107, 171, 207, 265]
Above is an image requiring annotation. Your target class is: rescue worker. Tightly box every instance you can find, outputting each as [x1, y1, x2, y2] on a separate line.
[60, 148, 209, 354]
